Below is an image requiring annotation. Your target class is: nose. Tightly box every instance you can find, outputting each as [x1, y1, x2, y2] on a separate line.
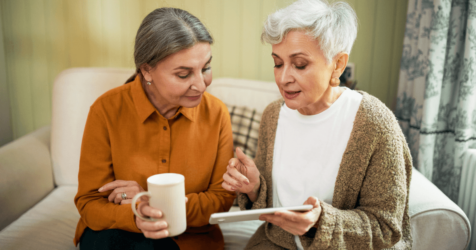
[191, 72, 207, 92]
[277, 65, 294, 86]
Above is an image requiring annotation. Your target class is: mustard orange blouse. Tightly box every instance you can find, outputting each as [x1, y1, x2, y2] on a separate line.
[74, 75, 236, 249]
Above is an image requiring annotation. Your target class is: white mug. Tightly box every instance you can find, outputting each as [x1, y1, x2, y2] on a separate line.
[131, 173, 187, 237]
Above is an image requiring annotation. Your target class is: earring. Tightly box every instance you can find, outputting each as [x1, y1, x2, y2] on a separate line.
[330, 77, 340, 87]
[147, 81, 151, 86]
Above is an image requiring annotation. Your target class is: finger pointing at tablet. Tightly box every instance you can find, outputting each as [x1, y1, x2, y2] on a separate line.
[222, 147, 261, 202]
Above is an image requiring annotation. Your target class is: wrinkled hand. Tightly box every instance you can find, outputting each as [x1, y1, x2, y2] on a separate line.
[222, 148, 261, 200]
[135, 197, 188, 239]
[99, 180, 145, 205]
[259, 196, 322, 236]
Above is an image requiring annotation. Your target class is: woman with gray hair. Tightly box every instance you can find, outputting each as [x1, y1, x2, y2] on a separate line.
[74, 8, 235, 250]
[222, 0, 412, 249]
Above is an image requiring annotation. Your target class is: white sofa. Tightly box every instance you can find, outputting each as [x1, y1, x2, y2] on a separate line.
[0, 68, 471, 249]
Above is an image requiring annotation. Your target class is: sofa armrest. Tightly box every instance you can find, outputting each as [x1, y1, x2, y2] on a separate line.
[0, 126, 54, 231]
[409, 168, 471, 250]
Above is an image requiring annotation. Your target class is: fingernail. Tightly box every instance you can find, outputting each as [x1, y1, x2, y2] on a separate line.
[244, 179, 250, 185]
[237, 183, 242, 188]
[98, 187, 103, 192]
[230, 187, 235, 191]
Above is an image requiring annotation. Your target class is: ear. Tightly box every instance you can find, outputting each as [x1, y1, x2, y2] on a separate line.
[139, 64, 153, 82]
[331, 53, 349, 79]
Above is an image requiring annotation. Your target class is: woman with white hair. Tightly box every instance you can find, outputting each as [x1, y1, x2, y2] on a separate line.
[222, 0, 412, 249]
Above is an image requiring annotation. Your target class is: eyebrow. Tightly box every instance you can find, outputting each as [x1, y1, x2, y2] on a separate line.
[272, 52, 308, 58]
[173, 56, 213, 70]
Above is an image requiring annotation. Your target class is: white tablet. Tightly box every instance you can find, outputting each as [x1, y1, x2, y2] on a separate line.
[209, 205, 313, 224]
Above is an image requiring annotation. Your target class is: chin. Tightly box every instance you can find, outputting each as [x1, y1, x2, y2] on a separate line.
[181, 96, 203, 108]
[283, 99, 300, 110]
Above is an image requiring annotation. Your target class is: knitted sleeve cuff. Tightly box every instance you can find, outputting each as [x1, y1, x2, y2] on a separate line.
[310, 201, 338, 249]
[237, 175, 268, 210]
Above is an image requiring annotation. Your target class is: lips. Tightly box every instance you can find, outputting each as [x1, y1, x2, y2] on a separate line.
[185, 94, 201, 101]
[284, 90, 301, 99]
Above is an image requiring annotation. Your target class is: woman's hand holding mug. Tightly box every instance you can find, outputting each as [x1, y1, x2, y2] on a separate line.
[222, 147, 261, 202]
[134, 196, 188, 239]
[131, 173, 187, 239]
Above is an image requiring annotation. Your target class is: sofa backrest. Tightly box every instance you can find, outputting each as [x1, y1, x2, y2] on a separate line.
[207, 78, 281, 159]
[207, 78, 281, 113]
[50, 68, 281, 186]
[51, 68, 134, 186]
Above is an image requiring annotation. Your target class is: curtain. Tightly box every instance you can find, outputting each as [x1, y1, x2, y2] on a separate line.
[395, 0, 476, 202]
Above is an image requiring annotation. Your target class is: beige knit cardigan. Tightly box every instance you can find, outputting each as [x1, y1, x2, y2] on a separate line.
[238, 91, 412, 250]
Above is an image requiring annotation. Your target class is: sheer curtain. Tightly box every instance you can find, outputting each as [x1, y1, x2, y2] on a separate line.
[395, 0, 476, 202]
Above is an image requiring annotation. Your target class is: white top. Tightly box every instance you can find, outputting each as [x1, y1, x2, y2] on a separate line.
[272, 88, 362, 249]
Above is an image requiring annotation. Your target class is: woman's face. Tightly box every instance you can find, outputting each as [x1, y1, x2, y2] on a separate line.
[142, 42, 212, 110]
[272, 30, 337, 114]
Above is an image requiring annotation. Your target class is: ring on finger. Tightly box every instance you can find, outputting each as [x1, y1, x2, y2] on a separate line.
[121, 192, 127, 200]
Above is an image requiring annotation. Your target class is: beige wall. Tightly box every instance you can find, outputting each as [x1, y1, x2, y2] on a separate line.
[0, 0, 408, 139]
[0, 2, 13, 146]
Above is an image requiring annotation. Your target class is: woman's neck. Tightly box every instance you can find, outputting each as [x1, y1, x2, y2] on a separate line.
[297, 86, 344, 116]
[141, 79, 179, 119]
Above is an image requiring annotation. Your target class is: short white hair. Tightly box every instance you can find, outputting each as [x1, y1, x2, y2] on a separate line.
[262, 0, 358, 64]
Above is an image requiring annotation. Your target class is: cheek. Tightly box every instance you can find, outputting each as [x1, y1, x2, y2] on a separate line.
[204, 73, 212, 87]
[274, 68, 284, 87]
[299, 72, 322, 99]
[162, 79, 187, 97]
[274, 67, 283, 79]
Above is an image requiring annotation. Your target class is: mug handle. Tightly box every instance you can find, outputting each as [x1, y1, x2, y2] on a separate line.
[131, 192, 158, 222]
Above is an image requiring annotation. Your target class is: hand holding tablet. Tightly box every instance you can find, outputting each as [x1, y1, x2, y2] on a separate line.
[209, 205, 313, 224]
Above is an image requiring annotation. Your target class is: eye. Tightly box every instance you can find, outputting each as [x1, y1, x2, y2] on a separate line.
[295, 65, 306, 70]
[202, 66, 211, 73]
[177, 74, 189, 79]
[274, 64, 283, 68]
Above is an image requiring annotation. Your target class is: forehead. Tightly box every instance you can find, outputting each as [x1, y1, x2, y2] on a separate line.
[272, 30, 322, 57]
[158, 42, 211, 68]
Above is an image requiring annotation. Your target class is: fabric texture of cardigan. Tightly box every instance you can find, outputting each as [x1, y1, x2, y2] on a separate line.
[238, 91, 413, 250]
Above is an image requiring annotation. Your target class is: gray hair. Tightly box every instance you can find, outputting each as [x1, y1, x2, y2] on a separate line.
[126, 8, 213, 83]
[261, 0, 357, 64]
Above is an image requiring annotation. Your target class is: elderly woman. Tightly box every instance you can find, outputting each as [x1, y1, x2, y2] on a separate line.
[74, 8, 235, 250]
[222, 0, 412, 249]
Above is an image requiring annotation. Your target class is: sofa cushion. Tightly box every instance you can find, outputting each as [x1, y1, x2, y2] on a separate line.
[227, 105, 262, 159]
[0, 186, 80, 250]
[0, 184, 262, 250]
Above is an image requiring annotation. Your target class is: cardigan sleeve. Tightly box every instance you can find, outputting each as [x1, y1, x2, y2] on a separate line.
[237, 175, 268, 210]
[301, 131, 412, 250]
